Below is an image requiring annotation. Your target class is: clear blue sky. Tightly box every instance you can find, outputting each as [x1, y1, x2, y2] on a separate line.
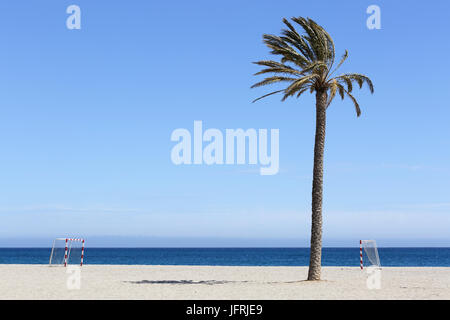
[0, 1, 449, 247]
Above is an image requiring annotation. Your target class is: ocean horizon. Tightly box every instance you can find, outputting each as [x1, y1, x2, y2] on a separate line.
[1, 247, 449, 267]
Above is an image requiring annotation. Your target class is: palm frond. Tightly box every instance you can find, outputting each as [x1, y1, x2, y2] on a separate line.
[336, 82, 345, 100]
[281, 18, 315, 62]
[251, 76, 297, 89]
[254, 66, 302, 77]
[328, 50, 348, 77]
[296, 87, 310, 98]
[252, 89, 285, 103]
[327, 79, 338, 107]
[282, 74, 318, 101]
[308, 18, 335, 66]
[335, 73, 374, 93]
[335, 83, 361, 116]
[263, 34, 309, 68]
[290, 17, 321, 60]
[336, 75, 353, 93]
[253, 60, 290, 68]
[343, 88, 361, 117]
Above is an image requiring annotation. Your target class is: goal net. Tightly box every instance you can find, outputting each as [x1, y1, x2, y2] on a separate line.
[49, 238, 85, 266]
[360, 240, 381, 269]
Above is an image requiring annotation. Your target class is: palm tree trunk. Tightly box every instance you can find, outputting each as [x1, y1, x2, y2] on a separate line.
[307, 89, 327, 281]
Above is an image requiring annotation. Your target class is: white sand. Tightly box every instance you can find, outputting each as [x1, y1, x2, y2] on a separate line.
[0, 265, 448, 299]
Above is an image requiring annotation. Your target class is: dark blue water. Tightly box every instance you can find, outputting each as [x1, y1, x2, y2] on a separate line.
[0, 248, 448, 266]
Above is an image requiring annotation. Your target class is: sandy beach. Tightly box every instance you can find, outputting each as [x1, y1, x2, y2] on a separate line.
[0, 265, 448, 300]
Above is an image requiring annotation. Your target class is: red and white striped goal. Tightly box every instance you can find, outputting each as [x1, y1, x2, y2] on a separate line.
[49, 238, 85, 267]
[360, 239, 381, 270]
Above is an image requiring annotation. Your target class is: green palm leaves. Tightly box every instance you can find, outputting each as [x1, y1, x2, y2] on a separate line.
[252, 17, 374, 116]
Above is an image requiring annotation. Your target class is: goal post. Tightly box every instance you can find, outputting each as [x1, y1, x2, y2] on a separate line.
[360, 240, 381, 270]
[49, 238, 85, 266]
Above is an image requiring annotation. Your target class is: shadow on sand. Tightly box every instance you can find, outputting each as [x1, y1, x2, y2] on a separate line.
[124, 280, 250, 285]
[124, 279, 314, 285]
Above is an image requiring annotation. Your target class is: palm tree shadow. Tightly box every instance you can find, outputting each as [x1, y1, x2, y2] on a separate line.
[125, 279, 328, 285]
[124, 280, 250, 285]
[266, 280, 330, 284]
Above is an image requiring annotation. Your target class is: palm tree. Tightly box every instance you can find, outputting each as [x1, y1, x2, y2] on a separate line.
[252, 17, 374, 280]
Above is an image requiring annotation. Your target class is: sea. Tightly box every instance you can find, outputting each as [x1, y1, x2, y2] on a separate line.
[0, 247, 449, 266]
